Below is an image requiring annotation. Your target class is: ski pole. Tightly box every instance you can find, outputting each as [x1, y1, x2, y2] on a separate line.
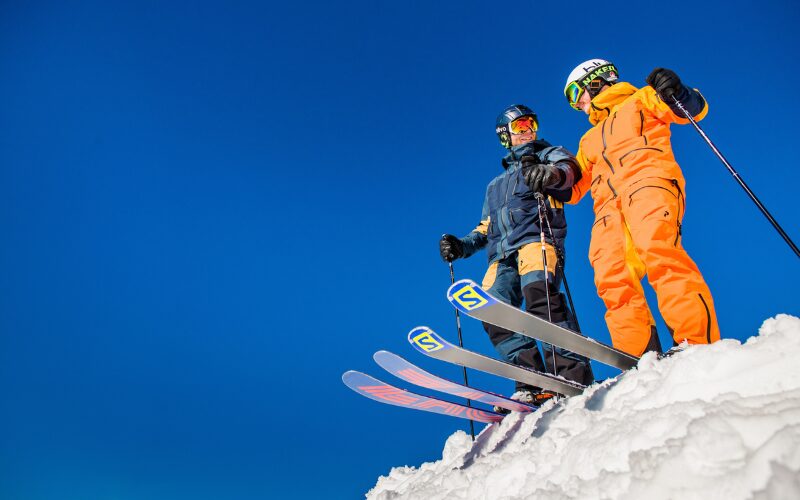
[449, 262, 475, 441]
[671, 96, 800, 259]
[538, 189, 582, 333]
[535, 193, 558, 375]
[560, 271, 581, 333]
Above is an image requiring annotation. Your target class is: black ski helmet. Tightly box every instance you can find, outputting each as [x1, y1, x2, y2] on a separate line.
[496, 104, 537, 149]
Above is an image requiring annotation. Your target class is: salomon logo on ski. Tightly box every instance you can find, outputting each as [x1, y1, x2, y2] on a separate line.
[448, 281, 494, 312]
[409, 327, 444, 352]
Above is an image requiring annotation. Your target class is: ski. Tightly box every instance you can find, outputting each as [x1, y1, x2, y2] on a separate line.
[447, 279, 639, 371]
[342, 370, 504, 423]
[407, 326, 585, 396]
[373, 350, 536, 413]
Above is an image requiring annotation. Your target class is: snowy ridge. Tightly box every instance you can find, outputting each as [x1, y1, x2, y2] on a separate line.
[367, 314, 800, 499]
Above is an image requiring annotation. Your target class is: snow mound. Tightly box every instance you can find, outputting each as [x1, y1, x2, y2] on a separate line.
[368, 314, 800, 500]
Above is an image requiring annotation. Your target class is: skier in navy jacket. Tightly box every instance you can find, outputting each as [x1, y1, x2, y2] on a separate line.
[440, 104, 594, 407]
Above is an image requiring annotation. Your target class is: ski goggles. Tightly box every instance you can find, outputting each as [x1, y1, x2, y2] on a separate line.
[508, 115, 538, 135]
[565, 81, 585, 110]
[565, 78, 608, 110]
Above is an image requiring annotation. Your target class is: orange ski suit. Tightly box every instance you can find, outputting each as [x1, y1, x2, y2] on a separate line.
[569, 82, 720, 356]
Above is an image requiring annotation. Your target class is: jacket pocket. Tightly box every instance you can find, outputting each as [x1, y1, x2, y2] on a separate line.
[618, 147, 664, 168]
[627, 178, 679, 206]
[592, 215, 609, 229]
[509, 206, 536, 226]
[626, 177, 685, 246]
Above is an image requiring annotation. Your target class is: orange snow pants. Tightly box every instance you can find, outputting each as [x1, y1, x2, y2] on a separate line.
[589, 177, 720, 356]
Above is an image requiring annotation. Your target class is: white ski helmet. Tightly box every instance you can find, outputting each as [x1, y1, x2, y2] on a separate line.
[564, 59, 619, 110]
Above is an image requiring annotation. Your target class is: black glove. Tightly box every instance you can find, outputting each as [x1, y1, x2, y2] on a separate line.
[647, 67, 682, 100]
[439, 234, 464, 262]
[521, 158, 564, 194]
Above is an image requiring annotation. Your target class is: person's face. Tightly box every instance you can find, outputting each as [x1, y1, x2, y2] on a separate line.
[579, 83, 609, 114]
[509, 116, 537, 146]
[578, 89, 593, 114]
[511, 129, 537, 146]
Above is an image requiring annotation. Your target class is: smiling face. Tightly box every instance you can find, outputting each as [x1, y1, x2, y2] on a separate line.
[511, 129, 537, 145]
[509, 115, 538, 145]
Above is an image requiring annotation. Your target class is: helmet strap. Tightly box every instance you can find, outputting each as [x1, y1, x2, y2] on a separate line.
[585, 78, 615, 99]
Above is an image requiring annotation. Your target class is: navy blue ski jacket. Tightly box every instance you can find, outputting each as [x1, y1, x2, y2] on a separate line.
[460, 140, 581, 264]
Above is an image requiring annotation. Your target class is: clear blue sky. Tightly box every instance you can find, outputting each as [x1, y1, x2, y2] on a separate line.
[1, 1, 798, 498]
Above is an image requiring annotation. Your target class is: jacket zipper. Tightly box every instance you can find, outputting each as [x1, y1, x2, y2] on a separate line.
[498, 168, 516, 258]
[607, 178, 618, 198]
[698, 293, 712, 343]
[600, 119, 615, 174]
[672, 179, 684, 245]
[639, 110, 647, 145]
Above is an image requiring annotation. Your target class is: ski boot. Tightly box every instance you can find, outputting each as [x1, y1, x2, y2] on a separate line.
[658, 342, 690, 360]
[493, 389, 557, 414]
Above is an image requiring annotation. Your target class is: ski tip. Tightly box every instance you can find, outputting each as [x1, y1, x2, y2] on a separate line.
[342, 370, 362, 384]
[452, 278, 479, 286]
[407, 326, 450, 354]
[447, 279, 497, 313]
[342, 370, 388, 388]
[373, 350, 401, 364]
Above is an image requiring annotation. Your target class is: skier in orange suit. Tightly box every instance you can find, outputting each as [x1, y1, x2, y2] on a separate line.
[563, 59, 720, 356]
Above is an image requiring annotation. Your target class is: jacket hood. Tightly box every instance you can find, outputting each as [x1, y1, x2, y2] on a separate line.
[587, 82, 638, 125]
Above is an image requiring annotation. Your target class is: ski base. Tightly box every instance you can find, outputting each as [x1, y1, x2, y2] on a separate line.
[342, 370, 504, 423]
[374, 350, 536, 413]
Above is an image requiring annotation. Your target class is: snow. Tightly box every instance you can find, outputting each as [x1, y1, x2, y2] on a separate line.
[367, 314, 800, 499]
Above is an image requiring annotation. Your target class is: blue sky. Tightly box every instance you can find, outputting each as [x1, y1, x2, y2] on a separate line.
[1, 1, 798, 498]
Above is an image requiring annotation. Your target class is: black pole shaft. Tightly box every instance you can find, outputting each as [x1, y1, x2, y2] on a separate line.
[671, 96, 800, 259]
[535, 194, 558, 374]
[560, 272, 581, 333]
[449, 262, 475, 441]
[538, 191, 582, 333]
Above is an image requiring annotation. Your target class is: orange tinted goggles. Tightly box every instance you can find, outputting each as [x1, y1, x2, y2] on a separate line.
[509, 116, 538, 135]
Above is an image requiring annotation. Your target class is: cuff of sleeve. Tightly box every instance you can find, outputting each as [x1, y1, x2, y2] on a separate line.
[552, 162, 574, 189]
[669, 85, 705, 117]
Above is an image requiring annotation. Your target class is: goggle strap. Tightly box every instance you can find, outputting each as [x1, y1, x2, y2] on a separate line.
[497, 123, 511, 148]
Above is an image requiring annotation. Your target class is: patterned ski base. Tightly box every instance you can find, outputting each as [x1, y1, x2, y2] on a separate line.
[373, 350, 536, 413]
[342, 370, 504, 423]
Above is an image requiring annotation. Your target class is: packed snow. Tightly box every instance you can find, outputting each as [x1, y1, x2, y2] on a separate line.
[367, 314, 800, 499]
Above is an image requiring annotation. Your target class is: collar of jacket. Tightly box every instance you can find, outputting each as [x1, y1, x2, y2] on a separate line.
[501, 139, 553, 169]
[587, 81, 638, 125]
